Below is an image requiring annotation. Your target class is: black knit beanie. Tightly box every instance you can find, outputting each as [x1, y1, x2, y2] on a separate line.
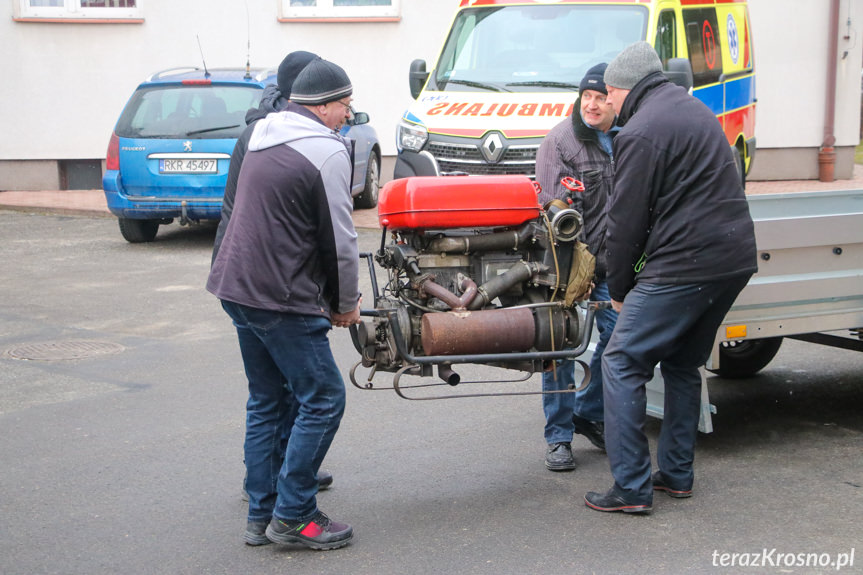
[289, 58, 353, 105]
[277, 50, 319, 98]
[579, 62, 608, 95]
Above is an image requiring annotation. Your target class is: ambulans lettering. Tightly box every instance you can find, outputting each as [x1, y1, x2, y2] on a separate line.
[444, 103, 469, 116]
[481, 103, 498, 116]
[426, 101, 570, 118]
[539, 103, 566, 117]
[427, 102, 449, 115]
[497, 104, 517, 117]
[519, 103, 537, 116]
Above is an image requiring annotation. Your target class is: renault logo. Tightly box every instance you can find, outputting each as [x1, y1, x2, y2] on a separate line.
[183, 141, 193, 152]
[480, 133, 504, 163]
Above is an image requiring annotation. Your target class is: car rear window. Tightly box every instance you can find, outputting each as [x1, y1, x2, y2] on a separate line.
[114, 84, 264, 139]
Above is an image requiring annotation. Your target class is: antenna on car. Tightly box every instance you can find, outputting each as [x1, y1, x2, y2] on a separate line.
[244, 0, 252, 79]
[196, 35, 210, 78]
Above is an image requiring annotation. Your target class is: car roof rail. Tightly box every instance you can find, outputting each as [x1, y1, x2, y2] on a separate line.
[146, 67, 202, 82]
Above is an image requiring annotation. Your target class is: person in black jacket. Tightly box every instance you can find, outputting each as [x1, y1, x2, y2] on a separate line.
[211, 50, 318, 264]
[583, 42, 757, 514]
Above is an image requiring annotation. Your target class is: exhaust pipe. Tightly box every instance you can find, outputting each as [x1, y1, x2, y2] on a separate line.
[438, 365, 461, 386]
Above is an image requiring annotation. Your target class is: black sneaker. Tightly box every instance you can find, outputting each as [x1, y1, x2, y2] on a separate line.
[242, 469, 334, 502]
[652, 471, 693, 499]
[584, 488, 652, 514]
[265, 511, 353, 550]
[318, 470, 334, 490]
[572, 415, 605, 451]
[545, 442, 576, 471]
[244, 520, 271, 546]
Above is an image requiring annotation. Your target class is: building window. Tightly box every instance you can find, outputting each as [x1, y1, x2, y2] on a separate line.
[280, 0, 399, 20]
[14, 0, 142, 20]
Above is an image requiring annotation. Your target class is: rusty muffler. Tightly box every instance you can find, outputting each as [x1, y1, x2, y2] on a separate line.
[421, 308, 535, 356]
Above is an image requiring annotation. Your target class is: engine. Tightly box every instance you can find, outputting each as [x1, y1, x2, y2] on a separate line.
[350, 175, 600, 398]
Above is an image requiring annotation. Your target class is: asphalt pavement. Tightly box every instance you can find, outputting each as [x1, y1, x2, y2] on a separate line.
[0, 208, 861, 575]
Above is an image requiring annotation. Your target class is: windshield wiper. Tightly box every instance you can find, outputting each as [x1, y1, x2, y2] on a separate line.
[505, 81, 580, 91]
[186, 124, 241, 136]
[443, 79, 510, 92]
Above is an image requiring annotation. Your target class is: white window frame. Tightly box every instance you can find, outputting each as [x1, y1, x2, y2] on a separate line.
[14, 0, 143, 21]
[279, 0, 399, 21]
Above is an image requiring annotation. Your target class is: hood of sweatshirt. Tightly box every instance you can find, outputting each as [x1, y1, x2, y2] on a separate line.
[248, 101, 350, 154]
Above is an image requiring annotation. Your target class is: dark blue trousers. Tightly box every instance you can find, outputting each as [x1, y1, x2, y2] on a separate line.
[221, 300, 345, 523]
[601, 276, 751, 503]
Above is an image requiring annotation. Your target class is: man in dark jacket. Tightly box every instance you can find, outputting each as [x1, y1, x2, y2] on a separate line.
[584, 42, 757, 514]
[211, 50, 318, 264]
[535, 62, 618, 472]
[208, 58, 360, 549]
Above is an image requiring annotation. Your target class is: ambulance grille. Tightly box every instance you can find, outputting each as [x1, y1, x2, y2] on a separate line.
[427, 142, 538, 177]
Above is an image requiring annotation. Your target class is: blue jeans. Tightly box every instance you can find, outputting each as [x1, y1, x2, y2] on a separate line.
[542, 281, 618, 444]
[221, 300, 346, 523]
[601, 277, 751, 503]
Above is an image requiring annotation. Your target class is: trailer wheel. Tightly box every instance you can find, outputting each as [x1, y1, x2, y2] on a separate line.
[710, 337, 783, 378]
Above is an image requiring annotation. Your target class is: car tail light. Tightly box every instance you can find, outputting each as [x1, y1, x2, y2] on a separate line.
[106, 132, 120, 171]
[182, 79, 212, 85]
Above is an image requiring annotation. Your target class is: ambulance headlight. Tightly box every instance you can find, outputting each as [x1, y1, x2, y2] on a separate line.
[397, 120, 428, 153]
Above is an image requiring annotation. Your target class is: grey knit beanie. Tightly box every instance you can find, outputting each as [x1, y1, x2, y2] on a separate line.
[604, 41, 663, 90]
[289, 58, 353, 105]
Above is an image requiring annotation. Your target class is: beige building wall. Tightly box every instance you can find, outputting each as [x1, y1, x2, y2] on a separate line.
[747, 0, 862, 180]
[0, 0, 860, 189]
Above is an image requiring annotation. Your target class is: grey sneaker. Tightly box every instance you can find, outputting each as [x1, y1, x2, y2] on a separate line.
[545, 442, 576, 471]
[265, 510, 353, 550]
[244, 520, 271, 546]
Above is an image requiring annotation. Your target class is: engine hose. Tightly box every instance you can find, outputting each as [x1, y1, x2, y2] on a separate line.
[467, 261, 542, 311]
[418, 275, 478, 311]
[426, 223, 533, 254]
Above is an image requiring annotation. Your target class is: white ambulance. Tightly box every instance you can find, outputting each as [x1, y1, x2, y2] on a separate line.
[395, 0, 755, 182]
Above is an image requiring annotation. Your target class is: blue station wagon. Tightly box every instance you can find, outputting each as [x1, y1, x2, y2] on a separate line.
[104, 67, 380, 243]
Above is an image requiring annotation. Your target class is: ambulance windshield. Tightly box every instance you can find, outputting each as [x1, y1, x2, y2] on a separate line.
[433, 5, 648, 93]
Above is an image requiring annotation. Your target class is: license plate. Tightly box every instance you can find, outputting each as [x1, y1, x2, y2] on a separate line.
[159, 159, 218, 174]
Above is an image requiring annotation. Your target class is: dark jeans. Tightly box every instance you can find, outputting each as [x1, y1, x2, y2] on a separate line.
[542, 281, 618, 443]
[601, 276, 751, 503]
[221, 300, 346, 523]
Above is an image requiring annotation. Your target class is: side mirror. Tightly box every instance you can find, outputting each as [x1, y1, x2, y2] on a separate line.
[409, 59, 429, 100]
[664, 58, 693, 91]
[352, 111, 370, 126]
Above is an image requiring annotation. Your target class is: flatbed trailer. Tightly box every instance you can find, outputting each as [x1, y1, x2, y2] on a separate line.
[647, 188, 863, 432]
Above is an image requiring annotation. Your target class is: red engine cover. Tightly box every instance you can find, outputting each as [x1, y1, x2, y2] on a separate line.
[378, 175, 542, 231]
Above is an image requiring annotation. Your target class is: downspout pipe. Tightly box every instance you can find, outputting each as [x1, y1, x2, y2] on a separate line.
[819, 0, 841, 182]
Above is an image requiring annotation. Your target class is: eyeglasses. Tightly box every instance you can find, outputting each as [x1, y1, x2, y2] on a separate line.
[332, 99, 354, 114]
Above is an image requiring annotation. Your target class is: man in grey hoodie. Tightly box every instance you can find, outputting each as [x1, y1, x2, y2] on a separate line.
[207, 58, 360, 550]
